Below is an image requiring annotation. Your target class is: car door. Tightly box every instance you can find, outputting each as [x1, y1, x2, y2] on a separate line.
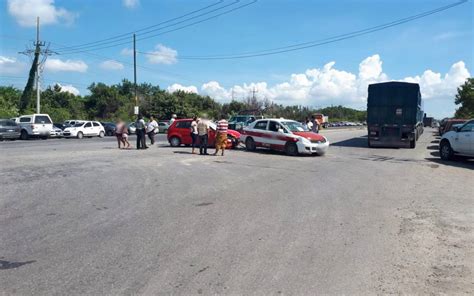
[83, 122, 93, 135]
[92, 122, 101, 136]
[267, 120, 287, 150]
[252, 120, 269, 147]
[456, 120, 474, 154]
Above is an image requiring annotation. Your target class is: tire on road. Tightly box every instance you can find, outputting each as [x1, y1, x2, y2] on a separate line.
[77, 132, 84, 139]
[439, 140, 453, 160]
[245, 137, 256, 151]
[285, 142, 298, 156]
[410, 131, 417, 149]
[99, 131, 105, 138]
[20, 130, 29, 140]
[169, 136, 181, 147]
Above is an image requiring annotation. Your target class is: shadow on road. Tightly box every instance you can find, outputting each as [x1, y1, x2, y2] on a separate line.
[331, 136, 370, 148]
[426, 145, 439, 150]
[425, 151, 474, 170]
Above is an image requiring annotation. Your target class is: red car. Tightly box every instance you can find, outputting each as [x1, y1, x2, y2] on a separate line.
[167, 119, 240, 149]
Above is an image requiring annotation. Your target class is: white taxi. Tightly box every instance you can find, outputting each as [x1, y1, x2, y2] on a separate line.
[62, 121, 105, 139]
[240, 118, 329, 156]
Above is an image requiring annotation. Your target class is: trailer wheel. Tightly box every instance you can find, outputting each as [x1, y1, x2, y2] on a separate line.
[410, 131, 417, 149]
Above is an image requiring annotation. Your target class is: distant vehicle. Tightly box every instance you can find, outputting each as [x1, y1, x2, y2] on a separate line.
[101, 122, 116, 136]
[439, 119, 474, 160]
[439, 119, 467, 136]
[50, 124, 63, 138]
[0, 119, 21, 140]
[228, 114, 264, 131]
[54, 123, 65, 130]
[158, 121, 169, 133]
[167, 119, 240, 149]
[240, 118, 329, 156]
[17, 114, 53, 140]
[367, 82, 424, 148]
[423, 115, 434, 127]
[62, 121, 105, 139]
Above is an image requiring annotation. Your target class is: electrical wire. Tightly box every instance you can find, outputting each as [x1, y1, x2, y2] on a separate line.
[139, 0, 466, 60]
[52, 0, 225, 51]
[54, 1, 256, 54]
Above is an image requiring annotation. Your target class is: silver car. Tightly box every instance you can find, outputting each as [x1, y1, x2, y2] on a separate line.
[0, 119, 21, 140]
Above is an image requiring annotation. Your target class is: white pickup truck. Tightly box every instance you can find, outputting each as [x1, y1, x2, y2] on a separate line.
[16, 114, 53, 140]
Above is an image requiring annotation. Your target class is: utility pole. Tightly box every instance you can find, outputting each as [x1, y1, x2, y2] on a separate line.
[19, 16, 52, 114]
[251, 86, 258, 100]
[133, 33, 138, 115]
[35, 17, 41, 113]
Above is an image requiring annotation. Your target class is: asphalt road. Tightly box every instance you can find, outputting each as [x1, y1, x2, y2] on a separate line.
[1, 128, 473, 295]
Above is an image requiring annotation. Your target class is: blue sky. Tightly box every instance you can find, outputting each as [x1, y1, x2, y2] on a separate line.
[0, 0, 472, 118]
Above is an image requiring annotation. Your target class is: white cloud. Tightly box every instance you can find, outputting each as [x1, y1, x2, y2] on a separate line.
[55, 83, 80, 96]
[123, 0, 139, 9]
[45, 58, 88, 73]
[120, 48, 133, 56]
[0, 55, 27, 74]
[167, 83, 198, 94]
[174, 55, 470, 116]
[7, 0, 76, 27]
[146, 44, 178, 65]
[99, 60, 124, 71]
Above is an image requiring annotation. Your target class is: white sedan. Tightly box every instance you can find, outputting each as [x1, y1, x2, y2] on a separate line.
[439, 119, 474, 160]
[62, 121, 105, 139]
[240, 118, 329, 156]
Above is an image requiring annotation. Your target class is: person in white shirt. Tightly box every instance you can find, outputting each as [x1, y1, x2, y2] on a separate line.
[146, 115, 159, 145]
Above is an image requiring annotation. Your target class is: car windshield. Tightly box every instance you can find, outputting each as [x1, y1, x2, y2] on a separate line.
[281, 121, 308, 132]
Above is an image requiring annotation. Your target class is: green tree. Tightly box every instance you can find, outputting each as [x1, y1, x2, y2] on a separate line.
[0, 86, 21, 118]
[454, 78, 474, 118]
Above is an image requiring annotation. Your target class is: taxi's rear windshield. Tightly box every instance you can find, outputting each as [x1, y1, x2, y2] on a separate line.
[34, 116, 52, 124]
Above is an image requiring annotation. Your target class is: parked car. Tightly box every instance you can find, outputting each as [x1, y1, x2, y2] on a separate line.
[228, 115, 263, 131]
[439, 119, 474, 160]
[158, 121, 169, 133]
[101, 122, 116, 136]
[240, 118, 329, 156]
[62, 121, 105, 139]
[127, 122, 136, 134]
[440, 119, 467, 136]
[17, 114, 53, 140]
[0, 119, 21, 140]
[50, 124, 63, 138]
[167, 119, 240, 149]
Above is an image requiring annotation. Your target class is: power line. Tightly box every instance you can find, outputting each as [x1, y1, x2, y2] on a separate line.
[54, 0, 257, 54]
[139, 0, 466, 60]
[53, 0, 225, 52]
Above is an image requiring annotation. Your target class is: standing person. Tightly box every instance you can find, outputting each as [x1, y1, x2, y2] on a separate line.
[135, 115, 148, 150]
[306, 117, 313, 131]
[120, 122, 131, 149]
[311, 116, 319, 133]
[190, 116, 199, 154]
[115, 119, 124, 149]
[214, 118, 228, 156]
[169, 114, 177, 126]
[197, 118, 209, 155]
[146, 115, 158, 145]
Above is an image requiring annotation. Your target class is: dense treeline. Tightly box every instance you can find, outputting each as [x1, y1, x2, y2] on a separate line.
[1, 79, 367, 122]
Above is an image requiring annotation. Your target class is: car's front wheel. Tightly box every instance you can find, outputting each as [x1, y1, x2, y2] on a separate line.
[285, 142, 298, 156]
[77, 132, 84, 139]
[99, 131, 105, 138]
[440, 140, 453, 160]
[169, 136, 181, 147]
[228, 135, 239, 149]
[245, 137, 256, 151]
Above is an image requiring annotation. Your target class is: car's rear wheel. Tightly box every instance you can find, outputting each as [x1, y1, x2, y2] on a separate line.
[245, 137, 256, 151]
[440, 140, 453, 160]
[106, 130, 113, 136]
[285, 142, 298, 156]
[169, 136, 181, 147]
[77, 132, 83, 139]
[99, 131, 105, 138]
[20, 130, 29, 140]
